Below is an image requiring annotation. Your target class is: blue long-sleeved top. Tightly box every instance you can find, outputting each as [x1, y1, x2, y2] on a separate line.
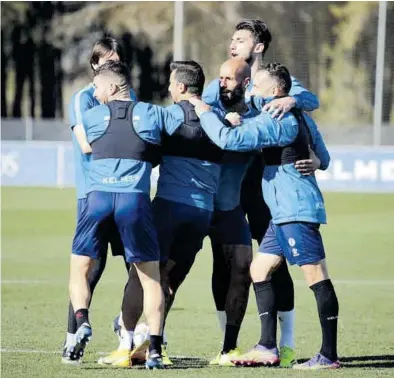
[214, 105, 259, 211]
[155, 103, 221, 211]
[199, 102, 327, 224]
[202, 76, 319, 112]
[201, 89, 329, 171]
[246, 90, 330, 170]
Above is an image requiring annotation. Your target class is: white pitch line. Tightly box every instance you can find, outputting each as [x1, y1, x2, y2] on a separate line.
[0, 349, 124, 355]
[325, 280, 394, 285]
[1, 280, 50, 284]
[0, 349, 192, 360]
[0, 349, 58, 354]
[0, 349, 126, 355]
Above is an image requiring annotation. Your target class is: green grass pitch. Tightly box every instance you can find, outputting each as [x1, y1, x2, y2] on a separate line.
[2, 188, 394, 377]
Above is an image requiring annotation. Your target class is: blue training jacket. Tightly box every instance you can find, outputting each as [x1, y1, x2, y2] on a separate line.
[198, 99, 329, 225]
[155, 103, 222, 211]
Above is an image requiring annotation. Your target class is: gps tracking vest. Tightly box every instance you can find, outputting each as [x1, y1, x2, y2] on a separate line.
[263, 108, 312, 166]
[91, 100, 160, 164]
[162, 100, 223, 163]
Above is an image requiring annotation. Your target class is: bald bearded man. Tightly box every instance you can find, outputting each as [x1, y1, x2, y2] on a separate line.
[207, 58, 260, 366]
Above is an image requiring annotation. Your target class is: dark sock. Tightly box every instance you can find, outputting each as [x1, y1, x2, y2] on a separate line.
[149, 335, 163, 355]
[222, 325, 240, 353]
[75, 308, 89, 329]
[310, 279, 339, 361]
[67, 302, 77, 334]
[271, 261, 294, 312]
[253, 280, 277, 349]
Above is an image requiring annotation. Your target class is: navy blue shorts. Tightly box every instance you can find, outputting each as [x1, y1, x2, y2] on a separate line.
[72, 192, 159, 263]
[152, 197, 212, 264]
[259, 221, 325, 266]
[209, 206, 252, 246]
[72, 199, 125, 259]
[102, 215, 125, 257]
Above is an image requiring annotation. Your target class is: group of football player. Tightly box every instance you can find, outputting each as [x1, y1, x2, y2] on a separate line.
[63, 18, 339, 370]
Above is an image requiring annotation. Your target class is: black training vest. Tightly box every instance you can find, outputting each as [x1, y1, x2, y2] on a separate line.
[161, 100, 223, 163]
[91, 100, 161, 165]
[263, 108, 311, 166]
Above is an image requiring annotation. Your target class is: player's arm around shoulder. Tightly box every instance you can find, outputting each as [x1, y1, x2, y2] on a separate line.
[198, 106, 298, 151]
[69, 89, 96, 153]
[73, 125, 92, 154]
[202, 78, 220, 106]
[261, 79, 319, 120]
[82, 104, 110, 144]
[252, 110, 299, 147]
[289, 75, 319, 111]
[132, 102, 182, 144]
[165, 103, 185, 129]
[212, 106, 228, 122]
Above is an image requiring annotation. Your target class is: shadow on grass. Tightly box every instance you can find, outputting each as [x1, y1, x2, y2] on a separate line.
[341, 355, 394, 369]
[297, 355, 394, 369]
[83, 355, 394, 370]
[82, 356, 209, 370]
[165, 357, 209, 369]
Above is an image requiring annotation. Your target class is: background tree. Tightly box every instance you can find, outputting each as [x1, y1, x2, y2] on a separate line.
[1, 1, 393, 126]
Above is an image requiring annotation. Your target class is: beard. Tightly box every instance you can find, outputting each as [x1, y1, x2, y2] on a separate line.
[220, 84, 245, 108]
[244, 54, 253, 65]
[230, 51, 252, 65]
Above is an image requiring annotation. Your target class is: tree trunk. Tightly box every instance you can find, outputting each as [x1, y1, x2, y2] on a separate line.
[137, 39, 154, 102]
[1, 29, 7, 117]
[38, 40, 56, 118]
[11, 25, 24, 118]
[382, 5, 394, 123]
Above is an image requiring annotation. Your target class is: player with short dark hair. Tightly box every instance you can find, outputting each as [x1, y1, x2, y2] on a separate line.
[62, 36, 138, 365]
[169, 60, 205, 94]
[149, 60, 223, 363]
[192, 63, 338, 370]
[68, 60, 185, 370]
[100, 60, 225, 367]
[153, 61, 223, 333]
[105, 60, 228, 366]
[233, 19, 272, 60]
